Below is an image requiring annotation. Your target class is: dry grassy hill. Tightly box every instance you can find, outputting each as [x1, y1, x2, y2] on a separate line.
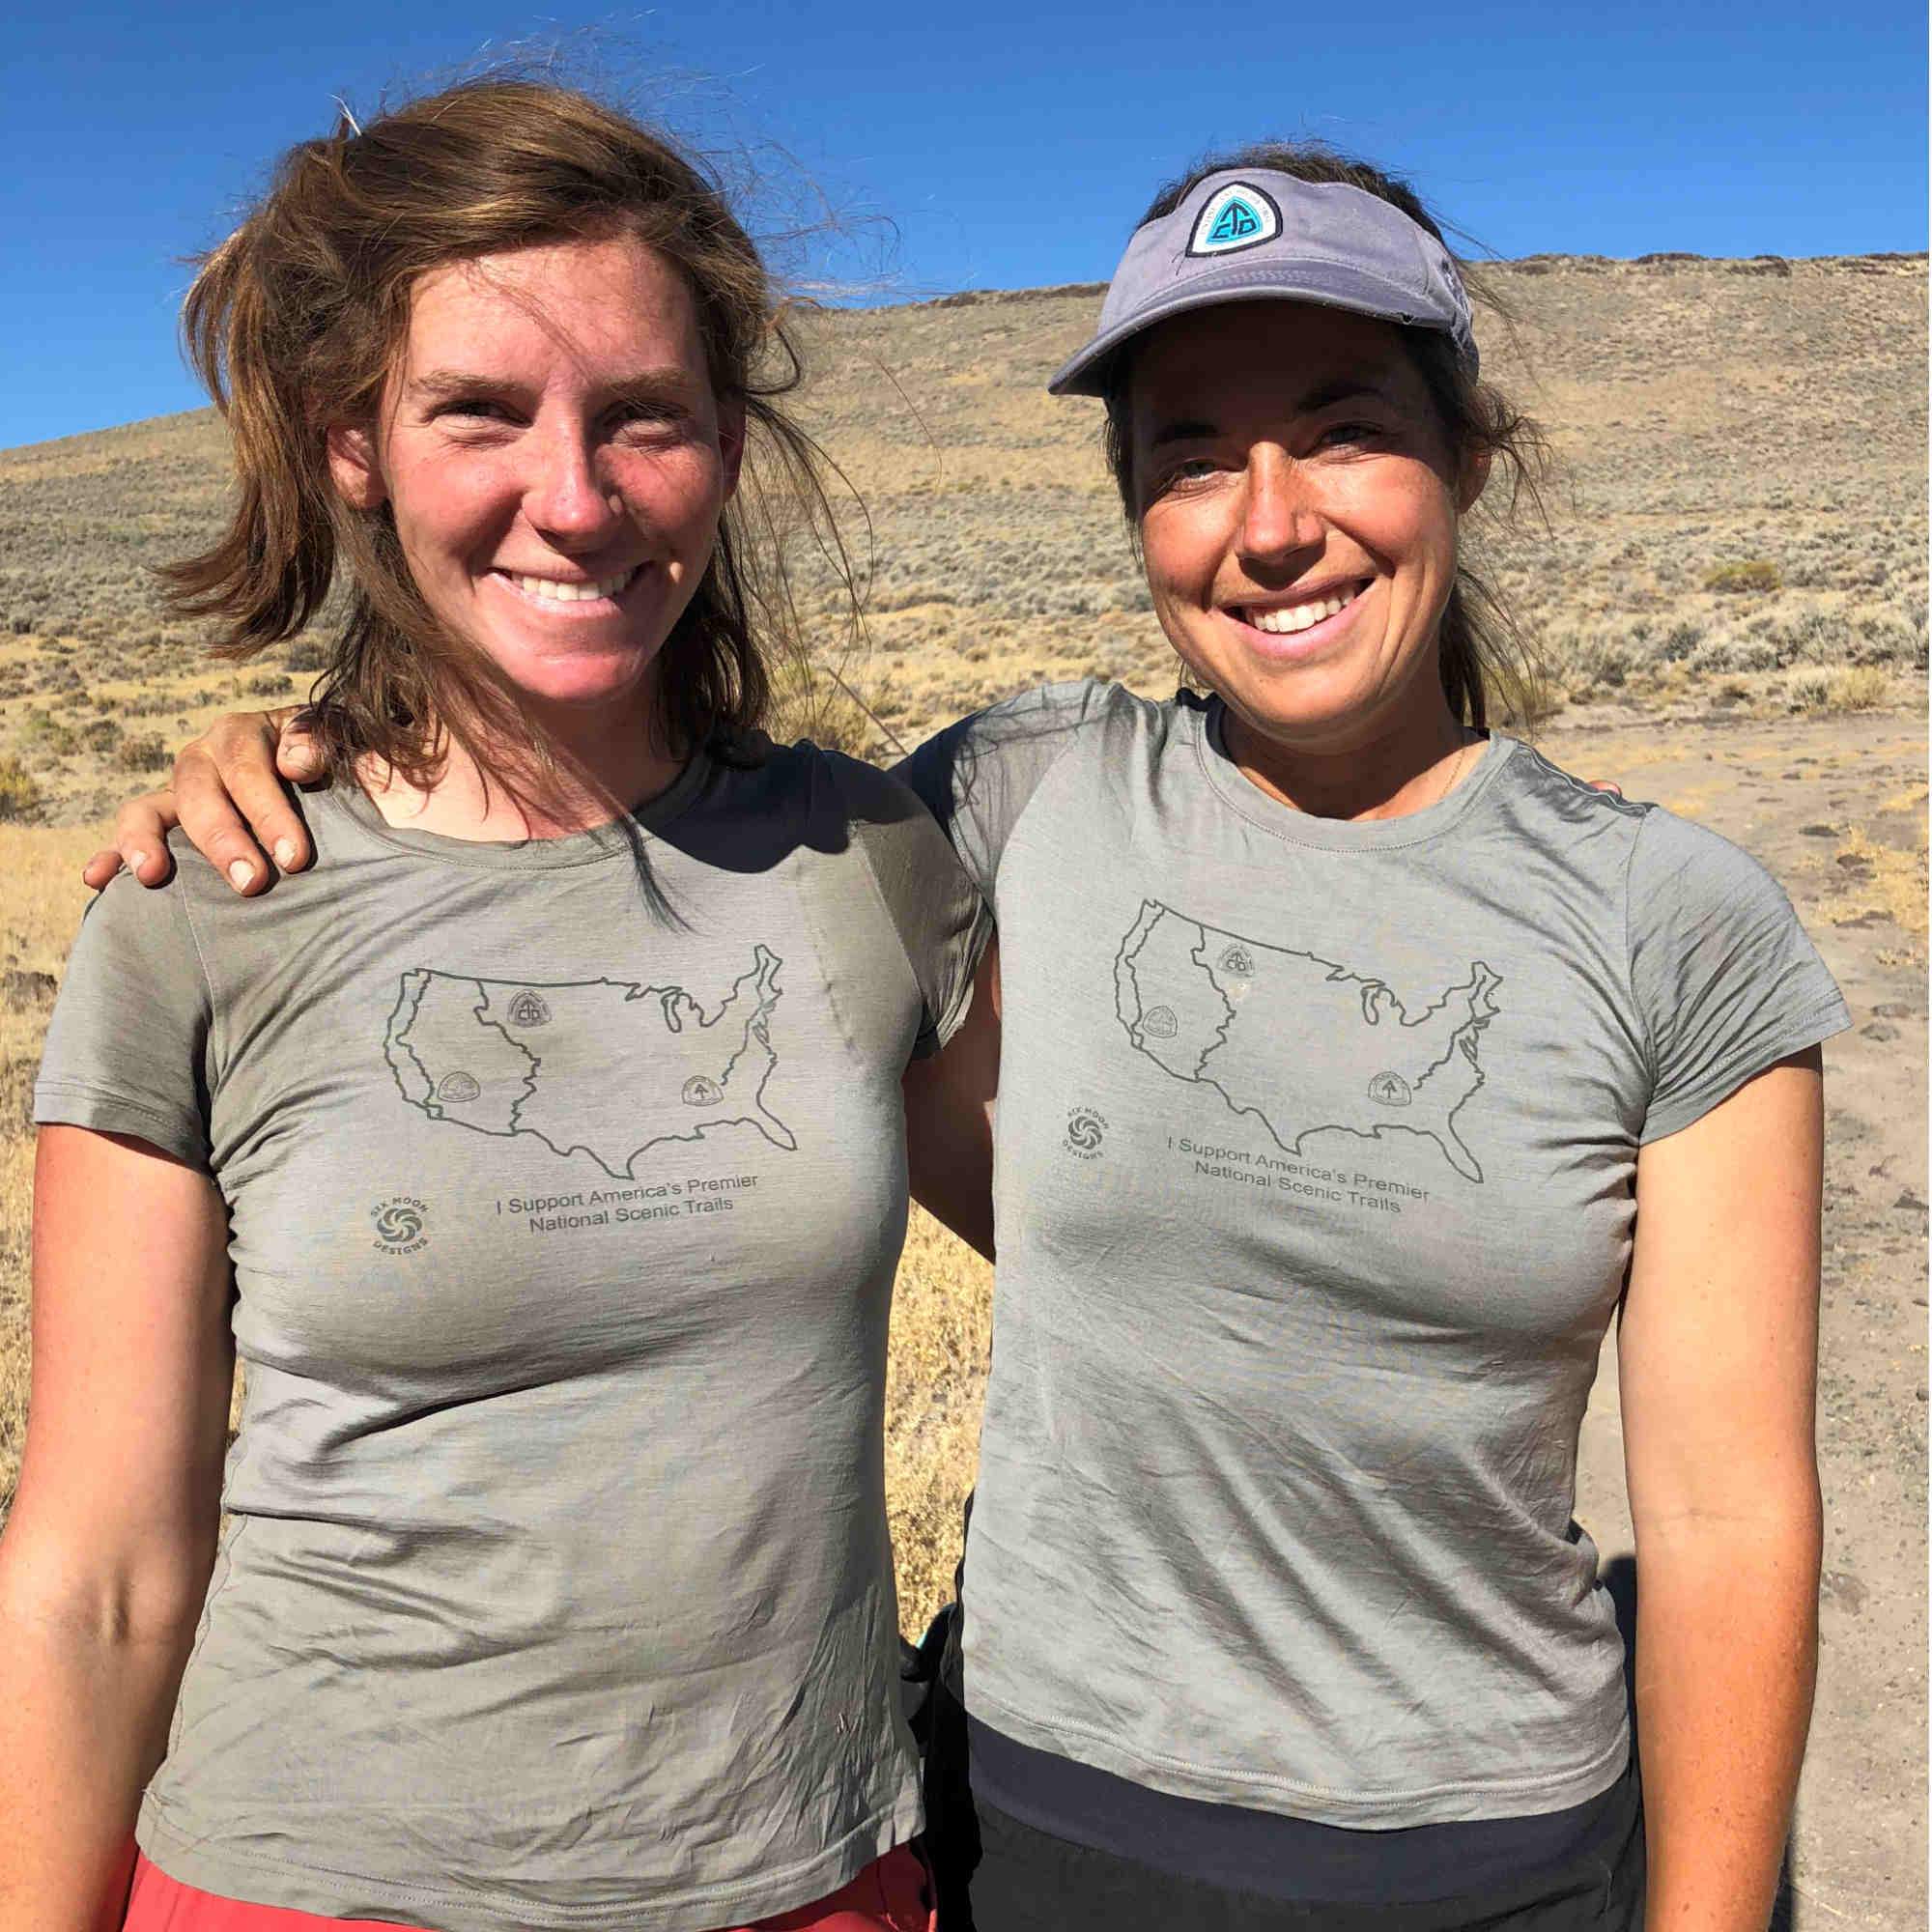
[0, 255, 1926, 1923]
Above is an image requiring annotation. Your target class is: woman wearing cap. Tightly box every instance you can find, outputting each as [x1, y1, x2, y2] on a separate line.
[92, 145, 1842, 1931]
[896, 149, 1842, 1931]
[3, 80, 978, 1932]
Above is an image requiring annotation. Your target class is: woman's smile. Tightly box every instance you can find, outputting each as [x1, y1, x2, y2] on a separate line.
[1219, 577, 1374, 659]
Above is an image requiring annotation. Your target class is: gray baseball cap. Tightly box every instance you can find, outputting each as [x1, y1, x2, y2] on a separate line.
[1047, 168, 1478, 397]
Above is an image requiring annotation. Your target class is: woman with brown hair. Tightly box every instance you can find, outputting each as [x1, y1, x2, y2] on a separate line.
[93, 142, 1842, 1931]
[0, 78, 982, 1932]
[894, 150, 1844, 1930]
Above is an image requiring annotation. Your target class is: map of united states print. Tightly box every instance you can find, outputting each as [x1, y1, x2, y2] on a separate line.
[1114, 902, 1499, 1181]
[384, 949, 794, 1176]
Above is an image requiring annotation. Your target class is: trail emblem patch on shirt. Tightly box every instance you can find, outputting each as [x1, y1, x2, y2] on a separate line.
[1188, 183, 1281, 257]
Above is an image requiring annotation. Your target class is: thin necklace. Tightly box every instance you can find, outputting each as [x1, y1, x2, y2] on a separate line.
[1429, 732, 1479, 810]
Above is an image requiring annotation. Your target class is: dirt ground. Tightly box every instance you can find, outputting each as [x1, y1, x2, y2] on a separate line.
[1555, 706, 1927, 1929]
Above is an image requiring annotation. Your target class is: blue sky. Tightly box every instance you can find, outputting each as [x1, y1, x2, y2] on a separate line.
[4, 0, 1924, 449]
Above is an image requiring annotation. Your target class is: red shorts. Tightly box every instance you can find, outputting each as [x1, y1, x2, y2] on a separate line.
[123, 1844, 934, 1932]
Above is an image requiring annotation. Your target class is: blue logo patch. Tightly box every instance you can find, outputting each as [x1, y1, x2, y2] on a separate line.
[1208, 198, 1262, 245]
[1188, 182, 1283, 257]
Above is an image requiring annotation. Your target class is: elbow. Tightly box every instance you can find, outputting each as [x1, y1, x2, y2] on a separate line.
[0, 1528, 215, 1655]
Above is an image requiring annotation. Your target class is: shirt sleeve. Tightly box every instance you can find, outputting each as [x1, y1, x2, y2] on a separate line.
[830, 755, 993, 1059]
[1626, 808, 1851, 1145]
[894, 680, 1118, 903]
[33, 857, 217, 1169]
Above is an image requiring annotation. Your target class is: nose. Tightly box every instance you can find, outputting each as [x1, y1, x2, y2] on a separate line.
[524, 423, 626, 548]
[1237, 445, 1322, 565]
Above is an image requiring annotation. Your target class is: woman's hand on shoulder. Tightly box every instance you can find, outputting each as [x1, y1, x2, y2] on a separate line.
[82, 708, 328, 895]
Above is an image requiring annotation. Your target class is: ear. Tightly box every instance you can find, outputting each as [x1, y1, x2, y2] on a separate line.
[326, 424, 386, 511]
[1456, 443, 1492, 515]
[717, 395, 747, 505]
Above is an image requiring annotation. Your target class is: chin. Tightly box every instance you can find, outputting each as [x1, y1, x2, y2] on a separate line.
[477, 634, 656, 702]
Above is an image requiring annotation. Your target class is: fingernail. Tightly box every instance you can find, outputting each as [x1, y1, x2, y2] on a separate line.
[228, 860, 255, 890]
[273, 838, 298, 867]
[129, 851, 150, 873]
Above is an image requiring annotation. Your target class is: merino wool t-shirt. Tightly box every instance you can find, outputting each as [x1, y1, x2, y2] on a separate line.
[35, 741, 987, 1932]
[898, 681, 1849, 1829]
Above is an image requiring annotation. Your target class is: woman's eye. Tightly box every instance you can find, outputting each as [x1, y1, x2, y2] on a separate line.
[1164, 455, 1222, 486]
[435, 399, 513, 424]
[1316, 420, 1380, 449]
[611, 402, 688, 439]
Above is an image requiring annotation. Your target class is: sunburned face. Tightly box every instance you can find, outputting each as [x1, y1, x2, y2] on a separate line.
[1127, 301, 1484, 765]
[328, 232, 742, 728]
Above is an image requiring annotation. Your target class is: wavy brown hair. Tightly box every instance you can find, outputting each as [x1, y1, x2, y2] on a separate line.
[1099, 142, 1551, 731]
[162, 78, 846, 789]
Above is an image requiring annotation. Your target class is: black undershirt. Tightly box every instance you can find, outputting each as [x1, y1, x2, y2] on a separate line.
[965, 1717, 1634, 1907]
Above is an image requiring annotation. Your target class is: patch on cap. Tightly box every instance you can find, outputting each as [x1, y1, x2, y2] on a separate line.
[1187, 182, 1281, 257]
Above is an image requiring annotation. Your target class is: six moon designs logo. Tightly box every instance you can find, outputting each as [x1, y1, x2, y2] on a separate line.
[1063, 1106, 1108, 1160]
[371, 1196, 430, 1255]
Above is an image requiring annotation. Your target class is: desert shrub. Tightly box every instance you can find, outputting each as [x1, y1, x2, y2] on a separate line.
[1556, 634, 1630, 690]
[0, 755, 43, 821]
[243, 671, 294, 697]
[1781, 611, 1838, 663]
[79, 717, 123, 753]
[1786, 672, 1832, 712]
[1704, 559, 1782, 595]
[21, 711, 78, 756]
[1658, 620, 1704, 662]
[115, 733, 171, 774]
[1827, 667, 1893, 712]
[283, 639, 327, 672]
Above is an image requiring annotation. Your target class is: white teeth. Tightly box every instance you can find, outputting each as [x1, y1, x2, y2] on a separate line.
[1247, 585, 1362, 635]
[510, 568, 636, 604]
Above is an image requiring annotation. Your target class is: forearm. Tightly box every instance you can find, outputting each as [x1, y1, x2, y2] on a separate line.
[0, 1598, 199, 1932]
[1632, 1501, 1821, 1931]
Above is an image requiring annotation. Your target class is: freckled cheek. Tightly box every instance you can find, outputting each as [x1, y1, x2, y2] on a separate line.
[610, 449, 727, 543]
[390, 456, 522, 570]
[1140, 510, 1227, 609]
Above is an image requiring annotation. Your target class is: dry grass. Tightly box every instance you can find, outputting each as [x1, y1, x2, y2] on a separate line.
[0, 825, 103, 1512]
[1828, 824, 1930, 942]
[884, 1208, 992, 1631]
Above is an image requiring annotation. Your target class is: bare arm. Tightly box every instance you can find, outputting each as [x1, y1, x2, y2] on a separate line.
[902, 940, 1000, 1262]
[82, 708, 325, 895]
[1618, 1048, 1825, 1932]
[0, 1128, 235, 1932]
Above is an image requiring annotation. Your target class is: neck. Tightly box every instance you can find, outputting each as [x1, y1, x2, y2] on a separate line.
[1220, 697, 1478, 822]
[361, 689, 688, 841]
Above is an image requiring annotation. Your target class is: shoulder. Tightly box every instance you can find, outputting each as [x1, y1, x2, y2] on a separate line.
[897, 678, 1191, 809]
[938, 677, 1180, 754]
[1495, 734, 1800, 917]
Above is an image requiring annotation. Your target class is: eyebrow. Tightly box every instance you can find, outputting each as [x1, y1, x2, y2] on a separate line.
[1145, 377, 1397, 449]
[403, 367, 698, 406]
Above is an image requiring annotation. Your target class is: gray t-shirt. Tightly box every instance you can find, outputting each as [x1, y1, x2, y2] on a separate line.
[898, 681, 1849, 1828]
[35, 740, 987, 1932]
